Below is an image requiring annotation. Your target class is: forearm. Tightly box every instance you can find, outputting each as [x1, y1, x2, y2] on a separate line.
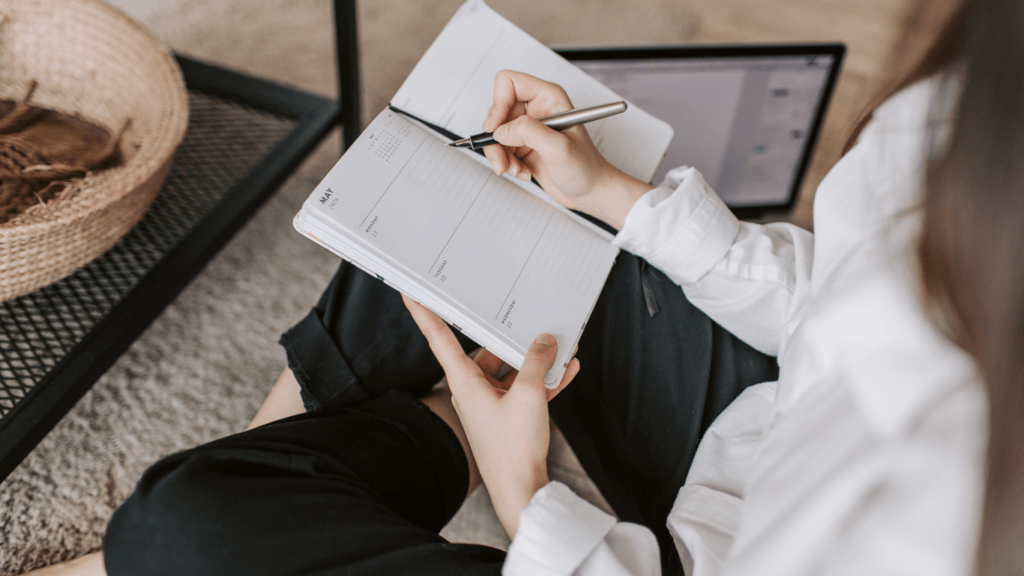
[486, 461, 550, 538]
[575, 165, 653, 231]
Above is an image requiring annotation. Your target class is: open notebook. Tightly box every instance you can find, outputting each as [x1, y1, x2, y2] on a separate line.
[294, 0, 673, 386]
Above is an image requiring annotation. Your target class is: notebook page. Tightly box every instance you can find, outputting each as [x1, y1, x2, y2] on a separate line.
[396, 109, 616, 242]
[298, 109, 617, 385]
[391, 0, 673, 183]
[296, 210, 527, 367]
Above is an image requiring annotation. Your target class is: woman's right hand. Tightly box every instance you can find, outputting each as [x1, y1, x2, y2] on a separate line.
[483, 70, 652, 230]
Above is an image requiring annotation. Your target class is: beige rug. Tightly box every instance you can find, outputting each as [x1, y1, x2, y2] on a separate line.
[0, 1, 692, 573]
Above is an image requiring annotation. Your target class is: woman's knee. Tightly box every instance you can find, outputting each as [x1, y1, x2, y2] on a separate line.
[103, 449, 259, 576]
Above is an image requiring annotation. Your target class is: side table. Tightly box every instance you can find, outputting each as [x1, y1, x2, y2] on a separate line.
[0, 0, 361, 481]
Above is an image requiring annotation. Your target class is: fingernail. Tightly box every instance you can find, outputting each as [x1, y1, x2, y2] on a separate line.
[516, 171, 530, 181]
[508, 163, 518, 177]
[489, 159, 499, 173]
[535, 334, 556, 346]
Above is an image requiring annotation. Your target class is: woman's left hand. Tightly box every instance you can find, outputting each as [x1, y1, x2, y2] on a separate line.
[403, 295, 579, 538]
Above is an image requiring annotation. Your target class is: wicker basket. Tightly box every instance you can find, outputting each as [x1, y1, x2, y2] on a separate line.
[0, 0, 188, 302]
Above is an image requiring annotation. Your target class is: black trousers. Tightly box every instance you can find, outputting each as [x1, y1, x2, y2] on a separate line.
[104, 253, 777, 576]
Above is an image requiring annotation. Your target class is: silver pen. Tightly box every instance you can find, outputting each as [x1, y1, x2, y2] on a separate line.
[448, 101, 627, 150]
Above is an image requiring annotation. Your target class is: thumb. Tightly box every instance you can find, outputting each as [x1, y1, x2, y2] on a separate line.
[514, 334, 559, 393]
[493, 115, 569, 160]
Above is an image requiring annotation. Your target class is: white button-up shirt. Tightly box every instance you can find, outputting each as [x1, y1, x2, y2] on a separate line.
[503, 77, 986, 576]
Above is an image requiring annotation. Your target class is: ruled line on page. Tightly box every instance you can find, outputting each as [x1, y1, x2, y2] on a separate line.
[439, 28, 507, 126]
[425, 174, 497, 275]
[494, 212, 554, 319]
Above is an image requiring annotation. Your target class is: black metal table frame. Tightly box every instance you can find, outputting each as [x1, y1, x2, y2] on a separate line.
[0, 0, 360, 482]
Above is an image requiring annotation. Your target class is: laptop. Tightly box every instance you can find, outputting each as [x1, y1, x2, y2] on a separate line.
[558, 44, 845, 217]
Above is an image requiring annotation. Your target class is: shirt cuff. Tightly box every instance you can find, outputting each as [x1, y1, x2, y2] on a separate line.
[503, 481, 618, 576]
[613, 167, 740, 285]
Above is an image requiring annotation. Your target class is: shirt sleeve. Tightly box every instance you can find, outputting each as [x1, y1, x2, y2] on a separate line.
[612, 167, 814, 356]
[503, 482, 661, 576]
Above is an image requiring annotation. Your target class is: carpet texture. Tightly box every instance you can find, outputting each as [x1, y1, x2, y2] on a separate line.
[0, 1, 692, 572]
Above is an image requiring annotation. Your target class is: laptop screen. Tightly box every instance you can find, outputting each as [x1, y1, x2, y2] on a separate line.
[561, 45, 844, 212]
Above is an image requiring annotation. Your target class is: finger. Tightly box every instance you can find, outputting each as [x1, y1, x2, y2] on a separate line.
[517, 148, 542, 177]
[484, 100, 527, 132]
[513, 334, 559, 393]
[467, 363, 510, 392]
[473, 348, 505, 378]
[484, 100, 530, 178]
[483, 142, 511, 176]
[499, 366, 518, 387]
[512, 146, 535, 180]
[508, 100, 528, 123]
[545, 357, 579, 401]
[493, 115, 571, 161]
[490, 70, 572, 125]
[492, 373, 513, 393]
[485, 72, 515, 132]
[402, 295, 478, 379]
[508, 156, 532, 181]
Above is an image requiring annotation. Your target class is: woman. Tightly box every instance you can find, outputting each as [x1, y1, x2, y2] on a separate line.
[30, 0, 1021, 573]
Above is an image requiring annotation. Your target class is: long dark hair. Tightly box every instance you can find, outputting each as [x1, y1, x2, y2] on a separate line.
[921, 0, 1024, 571]
[858, 0, 1024, 572]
